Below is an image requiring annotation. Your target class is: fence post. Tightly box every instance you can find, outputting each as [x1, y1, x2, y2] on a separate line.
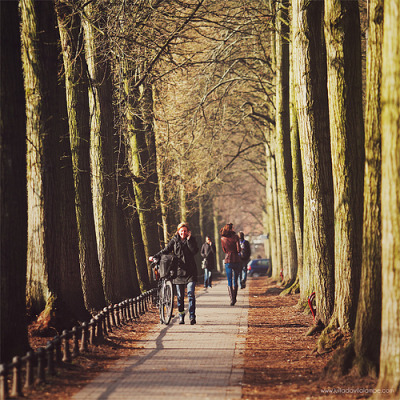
[145, 292, 149, 311]
[53, 336, 62, 364]
[127, 299, 132, 322]
[45, 342, 55, 376]
[10, 356, 22, 398]
[104, 307, 112, 333]
[80, 322, 88, 352]
[62, 330, 71, 363]
[89, 319, 95, 345]
[95, 315, 103, 343]
[140, 295, 144, 315]
[115, 304, 120, 326]
[123, 300, 128, 323]
[71, 326, 80, 358]
[102, 308, 109, 336]
[135, 296, 140, 319]
[36, 347, 45, 384]
[0, 363, 8, 400]
[131, 298, 137, 320]
[109, 304, 116, 328]
[24, 351, 34, 389]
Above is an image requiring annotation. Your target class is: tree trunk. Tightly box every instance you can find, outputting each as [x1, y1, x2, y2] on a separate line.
[265, 144, 277, 271]
[271, 154, 282, 280]
[275, 0, 297, 285]
[376, 0, 400, 395]
[352, 0, 383, 377]
[323, 0, 364, 338]
[56, 1, 106, 313]
[212, 204, 221, 273]
[122, 79, 161, 280]
[82, 2, 129, 303]
[292, 0, 334, 324]
[288, 48, 303, 295]
[23, 0, 88, 327]
[0, 0, 29, 363]
[21, 0, 48, 316]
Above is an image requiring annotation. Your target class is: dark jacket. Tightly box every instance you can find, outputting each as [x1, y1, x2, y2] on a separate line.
[200, 242, 216, 270]
[220, 231, 241, 264]
[239, 239, 251, 263]
[155, 234, 199, 284]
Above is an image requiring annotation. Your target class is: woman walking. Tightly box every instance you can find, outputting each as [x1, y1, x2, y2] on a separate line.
[220, 223, 241, 306]
[149, 222, 199, 325]
[201, 236, 216, 288]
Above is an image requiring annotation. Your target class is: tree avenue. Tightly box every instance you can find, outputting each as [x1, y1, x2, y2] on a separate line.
[0, 1, 399, 397]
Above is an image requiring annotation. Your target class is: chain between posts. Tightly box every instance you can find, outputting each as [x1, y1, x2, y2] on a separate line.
[0, 288, 157, 400]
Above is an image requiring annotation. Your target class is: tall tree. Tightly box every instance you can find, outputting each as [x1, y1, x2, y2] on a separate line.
[21, 0, 48, 316]
[292, 0, 334, 324]
[82, 2, 132, 302]
[0, 0, 29, 363]
[275, 0, 298, 284]
[23, 0, 88, 326]
[350, 0, 383, 377]
[122, 76, 161, 282]
[376, 0, 400, 395]
[56, 0, 106, 312]
[322, 0, 364, 342]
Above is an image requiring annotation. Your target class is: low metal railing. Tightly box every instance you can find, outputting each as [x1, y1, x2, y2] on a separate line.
[0, 288, 158, 400]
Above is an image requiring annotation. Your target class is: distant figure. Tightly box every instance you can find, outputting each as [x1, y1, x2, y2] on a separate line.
[238, 231, 251, 289]
[201, 236, 216, 288]
[149, 222, 199, 325]
[220, 223, 241, 306]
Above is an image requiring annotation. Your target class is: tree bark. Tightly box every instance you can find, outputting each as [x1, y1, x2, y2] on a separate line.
[271, 154, 282, 280]
[292, 0, 334, 324]
[288, 46, 303, 295]
[265, 144, 277, 274]
[21, 0, 48, 316]
[352, 0, 383, 377]
[23, 0, 88, 326]
[82, 2, 129, 303]
[323, 0, 364, 337]
[0, 0, 29, 363]
[275, 0, 297, 284]
[56, 0, 106, 313]
[122, 77, 161, 281]
[376, 0, 400, 395]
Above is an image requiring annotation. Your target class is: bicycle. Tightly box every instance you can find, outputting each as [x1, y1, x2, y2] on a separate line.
[152, 255, 177, 325]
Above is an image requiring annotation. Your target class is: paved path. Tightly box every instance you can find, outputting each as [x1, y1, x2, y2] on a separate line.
[73, 280, 249, 400]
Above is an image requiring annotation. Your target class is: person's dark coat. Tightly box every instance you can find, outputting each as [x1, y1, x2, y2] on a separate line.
[155, 234, 199, 284]
[200, 242, 216, 270]
[220, 231, 241, 264]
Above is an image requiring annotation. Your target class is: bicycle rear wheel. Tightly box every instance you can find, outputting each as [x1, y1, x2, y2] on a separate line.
[160, 280, 174, 325]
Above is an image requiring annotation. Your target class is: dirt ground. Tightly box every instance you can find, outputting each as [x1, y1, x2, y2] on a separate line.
[242, 276, 378, 399]
[23, 276, 378, 399]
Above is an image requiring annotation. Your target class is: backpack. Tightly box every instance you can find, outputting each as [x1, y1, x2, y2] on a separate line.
[240, 240, 251, 260]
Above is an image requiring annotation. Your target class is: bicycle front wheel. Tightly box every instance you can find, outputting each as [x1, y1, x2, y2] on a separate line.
[160, 280, 174, 325]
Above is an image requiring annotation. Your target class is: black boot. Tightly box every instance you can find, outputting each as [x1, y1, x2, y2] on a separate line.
[228, 286, 234, 306]
[232, 286, 238, 305]
[179, 313, 185, 324]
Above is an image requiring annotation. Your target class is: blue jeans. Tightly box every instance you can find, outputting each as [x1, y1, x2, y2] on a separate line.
[176, 281, 196, 319]
[203, 268, 212, 287]
[240, 262, 247, 288]
[224, 263, 241, 288]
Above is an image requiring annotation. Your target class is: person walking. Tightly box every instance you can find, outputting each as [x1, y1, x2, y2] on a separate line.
[220, 223, 241, 306]
[149, 222, 199, 325]
[201, 236, 216, 288]
[238, 231, 251, 289]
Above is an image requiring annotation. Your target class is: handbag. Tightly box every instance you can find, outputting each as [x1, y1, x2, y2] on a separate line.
[201, 259, 207, 270]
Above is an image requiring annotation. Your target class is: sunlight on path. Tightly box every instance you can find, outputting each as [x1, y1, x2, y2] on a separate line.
[73, 280, 248, 399]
